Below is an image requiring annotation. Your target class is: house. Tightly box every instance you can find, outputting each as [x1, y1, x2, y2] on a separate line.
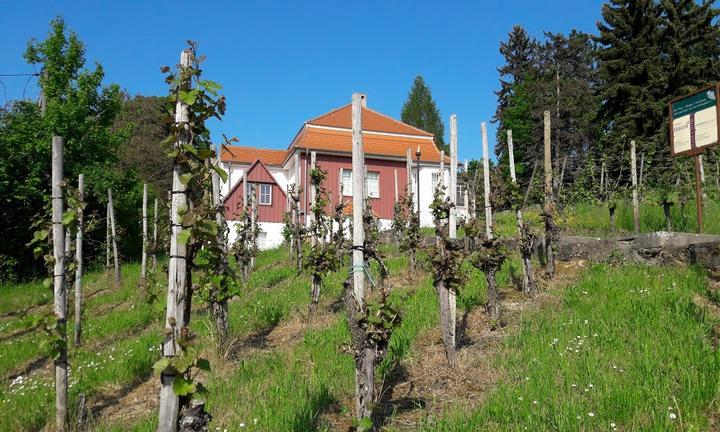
[220, 95, 467, 249]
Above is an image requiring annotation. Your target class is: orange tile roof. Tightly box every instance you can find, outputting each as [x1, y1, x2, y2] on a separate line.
[221, 102, 448, 166]
[307, 104, 434, 137]
[292, 127, 447, 162]
[221, 146, 287, 166]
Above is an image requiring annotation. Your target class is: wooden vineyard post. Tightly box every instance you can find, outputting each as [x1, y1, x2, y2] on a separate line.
[106, 202, 110, 272]
[141, 183, 148, 283]
[74, 174, 84, 346]
[448, 114, 458, 348]
[158, 48, 191, 432]
[700, 154, 707, 202]
[349, 92, 375, 422]
[481, 122, 493, 239]
[440, 150, 446, 189]
[211, 156, 229, 341]
[695, 154, 704, 233]
[309, 151, 320, 312]
[394, 169, 399, 202]
[631, 140, 640, 234]
[107, 188, 121, 284]
[508, 131, 536, 296]
[543, 110, 555, 278]
[250, 183, 257, 269]
[153, 197, 158, 272]
[406, 147, 412, 196]
[52, 136, 68, 432]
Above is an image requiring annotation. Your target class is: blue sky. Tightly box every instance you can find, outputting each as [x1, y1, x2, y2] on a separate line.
[0, 0, 604, 161]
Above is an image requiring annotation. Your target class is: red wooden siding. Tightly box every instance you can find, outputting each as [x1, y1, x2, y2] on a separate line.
[224, 161, 287, 223]
[299, 153, 408, 220]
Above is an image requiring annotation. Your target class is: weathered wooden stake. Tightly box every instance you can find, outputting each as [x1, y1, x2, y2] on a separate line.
[52, 136, 68, 432]
[481, 122, 493, 239]
[543, 111, 555, 278]
[107, 188, 121, 284]
[211, 157, 229, 342]
[153, 197, 158, 272]
[309, 151, 321, 312]
[394, 169, 399, 202]
[448, 114, 458, 348]
[350, 92, 374, 422]
[106, 202, 110, 272]
[440, 150, 445, 189]
[250, 183, 257, 268]
[141, 183, 148, 282]
[74, 174, 84, 346]
[158, 48, 191, 432]
[631, 140, 640, 234]
[406, 147, 412, 195]
[508, 130, 536, 296]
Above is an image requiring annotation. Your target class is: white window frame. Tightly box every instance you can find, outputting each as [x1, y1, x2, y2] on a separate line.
[258, 183, 272, 206]
[340, 169, 380, 198]
[431, 171, 441, 191]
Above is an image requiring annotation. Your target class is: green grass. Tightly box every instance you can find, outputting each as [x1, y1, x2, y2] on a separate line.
[432, 264, 720, 431]
[3, 241, 720, 431]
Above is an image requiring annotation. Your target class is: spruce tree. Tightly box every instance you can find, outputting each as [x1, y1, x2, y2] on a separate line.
[401, 75, 447, 152]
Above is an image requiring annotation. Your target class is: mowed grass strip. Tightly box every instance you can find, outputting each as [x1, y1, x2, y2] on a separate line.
[432, 264, 720, 431]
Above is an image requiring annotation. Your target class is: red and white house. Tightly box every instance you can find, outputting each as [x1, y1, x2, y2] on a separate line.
[220, 96, 467, 249]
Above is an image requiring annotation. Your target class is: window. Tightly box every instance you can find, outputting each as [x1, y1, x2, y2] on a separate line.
[340, 169, 380, 198]
[431, 171, 442, 191]
[258, 183, 272, 205]
[457, 184, 466, 206]
[366, 172, 379, 198]
[342, 169, 353, 196]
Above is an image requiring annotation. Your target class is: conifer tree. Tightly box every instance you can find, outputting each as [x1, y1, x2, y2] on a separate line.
[401, 75, 447, 152]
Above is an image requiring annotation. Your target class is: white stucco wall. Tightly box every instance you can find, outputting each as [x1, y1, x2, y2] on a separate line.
[227, 220, 285, 251]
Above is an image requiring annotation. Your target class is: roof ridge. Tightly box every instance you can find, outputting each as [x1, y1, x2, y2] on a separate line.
[361, 106, 434, 137]
[223, 145, 287, 153]
[306, 103, 351, 125]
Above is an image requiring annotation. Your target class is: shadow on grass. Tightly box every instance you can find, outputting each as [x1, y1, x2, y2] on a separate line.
[375, 362, 427, 429]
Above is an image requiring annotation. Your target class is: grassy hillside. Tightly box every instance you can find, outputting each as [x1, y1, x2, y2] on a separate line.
[1, 243, 720, 431]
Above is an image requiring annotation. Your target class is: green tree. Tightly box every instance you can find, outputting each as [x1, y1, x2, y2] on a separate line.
[0, 17, 136, 281]
[114, 95, 173, 193]
[401, 75, 447, 152]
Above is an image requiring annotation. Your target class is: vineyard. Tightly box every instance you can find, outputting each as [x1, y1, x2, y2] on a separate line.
[3, 2, 720, 431]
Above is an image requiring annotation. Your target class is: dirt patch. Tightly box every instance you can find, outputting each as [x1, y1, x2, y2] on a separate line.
[88, 374, 158, 429]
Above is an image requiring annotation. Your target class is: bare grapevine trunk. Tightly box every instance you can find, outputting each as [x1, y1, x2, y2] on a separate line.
[437, 279, 456, 366]
[486, 269, 500, 322]
[663, 201, 673, 231]
[309, 274, 321, 314]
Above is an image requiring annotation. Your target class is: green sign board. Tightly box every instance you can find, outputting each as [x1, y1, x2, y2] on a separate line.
[669, 85, 720, 157]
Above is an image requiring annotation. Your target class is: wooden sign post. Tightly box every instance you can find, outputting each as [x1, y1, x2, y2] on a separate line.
[669, 85, 720, 233]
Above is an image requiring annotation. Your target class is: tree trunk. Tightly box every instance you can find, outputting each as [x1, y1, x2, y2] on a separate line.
[481, 122, 493, 239]
[609, 205, 616, 233]
[631, 140, 640, 234]
[106, 202, 110, 273]
[74, 174, 84, 346]
[52, 136, 68, 432]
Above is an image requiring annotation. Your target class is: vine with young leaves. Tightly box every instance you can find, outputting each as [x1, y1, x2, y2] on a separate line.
[393, 188, 421, 272]
[428, 184, 465, 366]
[153, 43, 236, 415]
[283, 184, 305, 274]
[306, 167, 342, 314]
